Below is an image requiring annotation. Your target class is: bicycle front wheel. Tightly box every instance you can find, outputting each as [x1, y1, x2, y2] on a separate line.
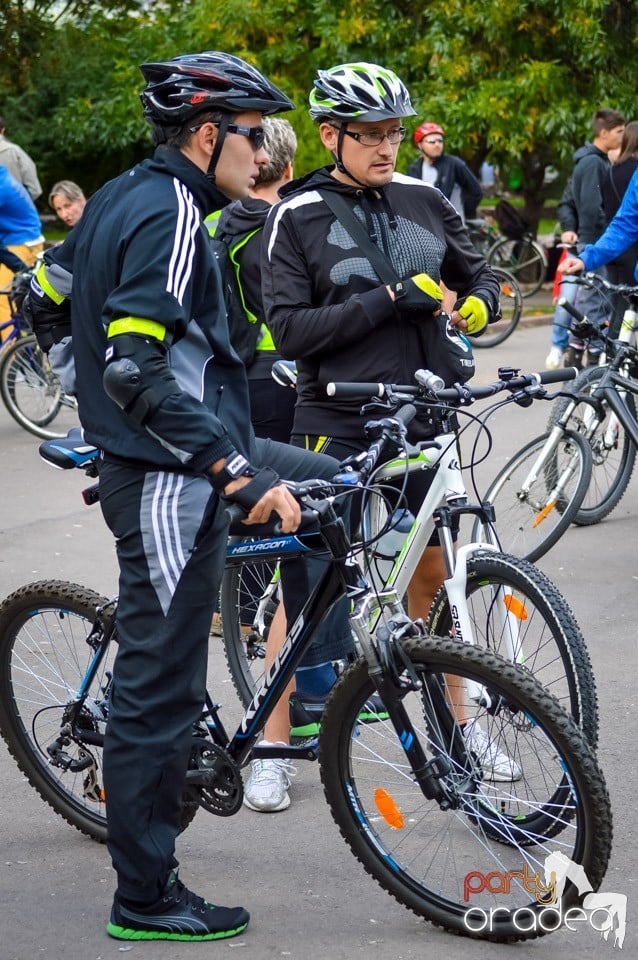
[547, 365, 636, 525]
[487, 236, 546, 297]
[426, 552, 598, 747]
[0, 335, 79, 438]
[219, 551, 278, 704]
[473, 267, 523, 348]
[475, 429, 592, 562]
[319, 638, 611, 942]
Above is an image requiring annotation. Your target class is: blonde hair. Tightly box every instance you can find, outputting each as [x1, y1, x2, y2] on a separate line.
[48, 179, 85, 208]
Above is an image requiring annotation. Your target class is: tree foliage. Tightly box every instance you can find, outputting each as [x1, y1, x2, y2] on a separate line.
[1, 0, 637, 229]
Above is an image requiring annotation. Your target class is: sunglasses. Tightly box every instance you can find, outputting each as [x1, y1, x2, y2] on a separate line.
[190, 121, 266, 150]
[423, 137, 444, 144]
[215, 122, 266, 150]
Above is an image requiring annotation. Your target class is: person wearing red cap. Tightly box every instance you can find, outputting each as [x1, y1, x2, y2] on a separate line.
[407, 121, 482, 221]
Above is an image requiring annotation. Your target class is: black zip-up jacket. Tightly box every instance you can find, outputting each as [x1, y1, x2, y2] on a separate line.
[44, 147, 253, 471]
[557, 143, 610, 245]
[406, 153, 483, 219]
[262, 166, 500, 441]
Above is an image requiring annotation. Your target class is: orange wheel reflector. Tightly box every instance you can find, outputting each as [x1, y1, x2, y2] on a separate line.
[502, 594, 528, 621]
[374, 788, 405, 829]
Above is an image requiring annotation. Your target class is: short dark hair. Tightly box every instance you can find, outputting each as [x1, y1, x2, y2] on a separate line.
[164, 109, 223, 149]
[592, 109, 625, 136]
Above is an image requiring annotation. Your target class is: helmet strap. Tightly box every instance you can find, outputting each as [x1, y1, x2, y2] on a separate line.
[333, 124, 367, 189]
[206, 113, 230, 183]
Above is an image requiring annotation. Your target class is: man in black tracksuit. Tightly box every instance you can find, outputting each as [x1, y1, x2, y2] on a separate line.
[25, 52, 343, 942]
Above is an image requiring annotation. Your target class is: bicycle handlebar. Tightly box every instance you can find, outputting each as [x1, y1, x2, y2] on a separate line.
[327, 367, 578, 405]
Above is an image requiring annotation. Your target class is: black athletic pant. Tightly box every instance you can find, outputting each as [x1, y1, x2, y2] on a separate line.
[99, 438, 350, 903]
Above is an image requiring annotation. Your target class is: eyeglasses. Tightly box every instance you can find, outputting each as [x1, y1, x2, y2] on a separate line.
[423, 137, 444, 144]
[339, 126, 407, 147]
[189, 121, 266, 150]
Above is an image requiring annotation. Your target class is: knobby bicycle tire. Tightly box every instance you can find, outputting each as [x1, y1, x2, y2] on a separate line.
[547, 364, 637, 525]
[0, 334, 79, 439]
[486, 236, 546, 298]
[219, 552, 277, 705]
[0, 580, 198, 842]
[319, 637, 611, 942]
[426, 552, 598, 747]
[473, 267, 523, 348]
[475, 428, 592, 562]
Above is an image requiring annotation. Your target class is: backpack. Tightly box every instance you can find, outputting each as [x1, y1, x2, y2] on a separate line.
[206, 210, 263, 366]
[494, 199, 530, 240]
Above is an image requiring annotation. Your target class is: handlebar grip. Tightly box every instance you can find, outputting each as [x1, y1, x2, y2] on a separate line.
[557, 297, 585, 322]
[326, 381, 386, 398]
[394, 403, 417, 426]
[537, 367, 579, 384]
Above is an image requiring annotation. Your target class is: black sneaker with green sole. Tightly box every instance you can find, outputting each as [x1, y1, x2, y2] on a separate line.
[289, 690, 388, 738]
[107, 871, 249, 941]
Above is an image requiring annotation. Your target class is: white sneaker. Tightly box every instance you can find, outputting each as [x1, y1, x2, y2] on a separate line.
[545, 346, 564, 370]
[464, 720, 522, 782]
[243, 742, 296, 812]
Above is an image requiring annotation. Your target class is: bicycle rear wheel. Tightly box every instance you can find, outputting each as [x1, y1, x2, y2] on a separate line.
[0, 581, 114, 841]
[0, 580, 199, 842]
[473, 267, 523, 348]
[320, 638, 611, 942]
[547, 365, 636, 525]
[487, 236, 546, 297]
[426, 552, 598, 747]
[0, 335, 79, 438]
[475, 428, 592, 562]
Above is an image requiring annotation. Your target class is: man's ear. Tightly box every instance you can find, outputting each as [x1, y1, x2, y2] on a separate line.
[319, 122, 338, 152]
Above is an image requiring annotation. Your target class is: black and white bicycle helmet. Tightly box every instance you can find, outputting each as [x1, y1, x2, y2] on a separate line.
[309, 62, 415, 123]
[140, 51, 294, 180]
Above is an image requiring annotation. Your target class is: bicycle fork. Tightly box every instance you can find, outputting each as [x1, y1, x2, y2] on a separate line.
[350, 592, 459, 808]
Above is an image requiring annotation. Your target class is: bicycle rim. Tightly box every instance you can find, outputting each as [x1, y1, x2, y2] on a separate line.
[0, 335, 79, 439]
[0, 581, 113, 841]
[319, 639, 611, 942]
[426, 553, 598, 747]
[473, 268, 522, 348]
[547, 365, 636, 525]
[219, 553, 277, 704]
[478, 429, 592, 562]
[487, 237, 545, 297]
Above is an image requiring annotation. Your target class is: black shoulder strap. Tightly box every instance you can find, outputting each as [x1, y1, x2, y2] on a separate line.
[317, 189, 398, 284]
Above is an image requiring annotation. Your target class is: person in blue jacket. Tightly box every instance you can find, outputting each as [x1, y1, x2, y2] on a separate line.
[560, 165, 638, 282]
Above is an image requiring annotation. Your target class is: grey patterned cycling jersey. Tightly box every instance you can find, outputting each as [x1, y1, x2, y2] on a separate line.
[262, 166, 500, 440]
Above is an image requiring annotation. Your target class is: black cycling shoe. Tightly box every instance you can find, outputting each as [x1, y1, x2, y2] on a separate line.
[107, 870, 249, 941]
[289, 690, 388, 738]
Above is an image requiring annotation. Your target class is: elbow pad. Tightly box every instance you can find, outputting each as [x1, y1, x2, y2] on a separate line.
[103, 335, 180, 425]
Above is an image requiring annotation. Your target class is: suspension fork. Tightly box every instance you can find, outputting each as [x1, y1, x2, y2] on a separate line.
[435, 503, 525, 673]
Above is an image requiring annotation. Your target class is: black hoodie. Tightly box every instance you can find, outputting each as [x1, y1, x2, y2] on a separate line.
[262, 165, 500, 441]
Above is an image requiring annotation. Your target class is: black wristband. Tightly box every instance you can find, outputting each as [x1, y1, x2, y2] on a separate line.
[209, 451, 255, 492]
[221, 466, 280, 510]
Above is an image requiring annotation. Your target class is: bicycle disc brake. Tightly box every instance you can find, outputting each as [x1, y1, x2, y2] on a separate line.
[184, 739, 243, 817]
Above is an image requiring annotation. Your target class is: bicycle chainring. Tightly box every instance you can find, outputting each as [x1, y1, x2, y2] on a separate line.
[184, 738, 243, 817]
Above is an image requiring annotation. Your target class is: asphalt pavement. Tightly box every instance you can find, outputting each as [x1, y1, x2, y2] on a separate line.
[1, 320, 636, 960]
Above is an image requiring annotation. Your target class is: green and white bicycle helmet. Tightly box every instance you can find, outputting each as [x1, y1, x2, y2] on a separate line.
[309, 62, 415, 123]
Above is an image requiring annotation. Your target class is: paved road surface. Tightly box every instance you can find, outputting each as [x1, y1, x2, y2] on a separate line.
[1, 322, 635, 959]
